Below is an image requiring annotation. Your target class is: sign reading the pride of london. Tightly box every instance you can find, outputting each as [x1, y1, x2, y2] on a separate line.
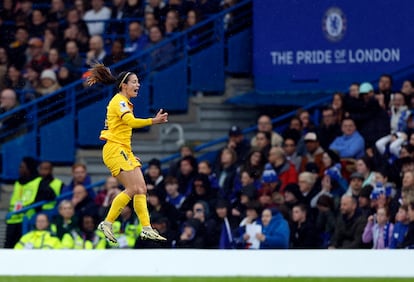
[253, 0, 414, 92]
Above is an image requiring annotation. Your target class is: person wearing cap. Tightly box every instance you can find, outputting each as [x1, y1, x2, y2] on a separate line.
[37, 68, 62, 96]
[300, 132, 325, 176]
[251, 114, 284, 147]
[329, 118, 365, 159]
[345, 172, 365, 197]
[345, 82, 390, 149]
[267, 146, 298, 193]
[224, 125, 251, 167]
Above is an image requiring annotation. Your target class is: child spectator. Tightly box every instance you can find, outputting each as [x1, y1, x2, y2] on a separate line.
[389, 205, 409, 249]
[165, 176, 186, 210]
[362, 207, 394, 249]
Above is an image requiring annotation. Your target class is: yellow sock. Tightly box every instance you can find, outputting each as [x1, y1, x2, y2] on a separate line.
[133, 194, 150, 226]
[105, 192, 131, 223]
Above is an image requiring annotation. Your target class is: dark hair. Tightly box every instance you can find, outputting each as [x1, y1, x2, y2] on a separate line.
[86, 63, 134, 91]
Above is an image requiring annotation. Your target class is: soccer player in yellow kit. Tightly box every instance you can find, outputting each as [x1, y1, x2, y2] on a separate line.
[87, 63, 168, 243]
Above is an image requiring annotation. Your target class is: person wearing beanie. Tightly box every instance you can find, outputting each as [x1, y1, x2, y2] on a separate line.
[37, 68, 61, 95]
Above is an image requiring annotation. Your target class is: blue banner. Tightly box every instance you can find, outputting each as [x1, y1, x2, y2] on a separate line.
[253, 0, 414, 93]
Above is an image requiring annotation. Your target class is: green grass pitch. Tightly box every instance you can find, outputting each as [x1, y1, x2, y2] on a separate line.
[0, 277, 412, 282]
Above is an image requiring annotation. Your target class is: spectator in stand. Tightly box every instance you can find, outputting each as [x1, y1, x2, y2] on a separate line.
[60, 8, 90, 53]
[267, 146, 298, 193]
[168, 143, 195, 177]
[315, 195, 336, 248]
[317, 106, 342, 151]
[176, 218, 206, 248]
[0, 47, 9, 89]
[233, 200, 262, 249]
[283, 183, 303, 212]
[377, 74, 394, 110]
[26, 37, 50, 73]
[331, 92, 345, 123]
[300, 132, 325, 176]
[223, 125, 251, 168]
[298, 171, 320, 208]
[355, 156, 376, 188]
[237, 147, 266, 186]
[103, 38, 128, 66]
[183, 8, 202, 29]
[46, 48, 64, 73]
[124, 0, 145, 18]
[109, 0, 127, 34]
[145, 25, 174, 69]
[251, 114, 283, 148]
[50, 200, 78, 240]
[322, 149, 348, 195]
[193, 0, 221, 15]
[165, 176, 186, 210]
[136, 212, 176, 249]
[28, 9, 47, 38]
[85, 35, 107, 67]
[252, 131, 272, 158]
[7, 26, 29, 70]
[282, 137, 302, 172]
[180, 174, 217, 221]
[5, 157, 55, 248]
[345, 82, 390, 150]
[38, 160, 65, 212]
[389, 205, 410, 249]
[401, 80, 414, 106]
[145, 0, 167, 22]
[254, 208, 290, 249]
[176, 155, 198, 196]
[214, 147, 238, 200]
[329, 195, 368, 249]
[48, 0, 67, 25]
[232, 173, 257, 219]
[144, 158, 165, 193]
[0, 88, 26, 132]
[14, 213, 61, 250]
[143, 11, 159, 35]
[376, 92, 411, 160]
[3, 64, 25, 91]
[147, 189, 180, 232]
[329, 118, 365, 159]
[297, 109, 316, 135]
[0, 0, 17, 22]
[42, 26, 59, 53]
[163, 9, 182, 37]
[83, 0, 111, 36]
[62, 214, 106, 249]
[358, 185, 374, 218]
[61, 163, 93, 199]
[95, 176, 122, 220]
[198, 160, 219, 190]
[362, 206, 394, 249]
[15, 0, 33, 27]
[71, 184, 99, 219]
[345, 171, 366, 198]
[60, 40, 84, 84]
[124, 21, 148, 54]
[22, 64, 41, 101]
[37, 69, 61, 96]
[290, 203, 319, 248]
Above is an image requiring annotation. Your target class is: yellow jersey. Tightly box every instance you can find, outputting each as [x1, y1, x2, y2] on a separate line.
[100, 93, 152, 150]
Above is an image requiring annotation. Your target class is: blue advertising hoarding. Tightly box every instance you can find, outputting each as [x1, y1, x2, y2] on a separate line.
[253, 0, 414, 93]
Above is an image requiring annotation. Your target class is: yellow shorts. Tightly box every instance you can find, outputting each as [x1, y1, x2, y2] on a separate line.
[102, 141, 142, 177]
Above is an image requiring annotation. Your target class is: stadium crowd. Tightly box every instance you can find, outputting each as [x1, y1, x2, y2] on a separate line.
[2, 0, 414, 250]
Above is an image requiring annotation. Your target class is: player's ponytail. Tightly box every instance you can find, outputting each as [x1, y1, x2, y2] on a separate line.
[86, 63, 116, 87]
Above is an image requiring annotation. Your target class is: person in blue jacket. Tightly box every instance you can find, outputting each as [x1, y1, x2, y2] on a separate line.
[256, 208, 290, 249]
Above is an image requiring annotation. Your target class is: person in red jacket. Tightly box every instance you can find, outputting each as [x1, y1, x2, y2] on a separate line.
[267, 146, 298, 193]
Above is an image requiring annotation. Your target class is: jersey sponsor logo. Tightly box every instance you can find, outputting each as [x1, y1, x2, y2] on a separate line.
[119, 101, 129, 113]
